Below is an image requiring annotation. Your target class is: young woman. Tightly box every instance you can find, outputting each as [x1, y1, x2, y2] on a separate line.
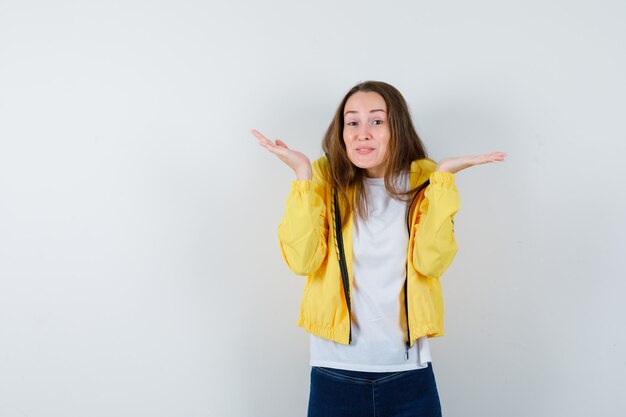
[252, 81, 505, 417]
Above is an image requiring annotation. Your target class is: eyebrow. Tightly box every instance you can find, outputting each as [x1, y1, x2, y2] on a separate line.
[344, 109, 386, 116]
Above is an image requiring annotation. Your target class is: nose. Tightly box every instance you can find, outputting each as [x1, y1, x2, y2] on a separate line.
[357, 124, 370, 141]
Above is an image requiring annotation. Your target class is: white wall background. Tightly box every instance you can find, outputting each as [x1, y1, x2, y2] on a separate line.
[1, 0, 625, 416]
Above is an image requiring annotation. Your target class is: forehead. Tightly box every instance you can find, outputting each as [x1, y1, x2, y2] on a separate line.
[344, 91, 387, 113]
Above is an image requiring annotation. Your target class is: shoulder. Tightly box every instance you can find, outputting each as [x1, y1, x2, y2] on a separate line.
[311, 155, 331, 184]
[410, 158, 437, 173]
[409, 158, 437, 185]
[312, 155, 329, 170]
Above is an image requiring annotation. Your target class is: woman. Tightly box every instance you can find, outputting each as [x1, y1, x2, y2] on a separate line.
[252, 81, 505, 417]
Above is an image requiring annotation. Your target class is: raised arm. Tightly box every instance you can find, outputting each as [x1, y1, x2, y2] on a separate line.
[252, 129, 329, 275]
[411, 151, 506, 278]
[411, 171, 460, 278]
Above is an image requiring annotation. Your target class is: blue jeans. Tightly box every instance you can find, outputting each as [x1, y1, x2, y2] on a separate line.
[307, 363, 442, 417]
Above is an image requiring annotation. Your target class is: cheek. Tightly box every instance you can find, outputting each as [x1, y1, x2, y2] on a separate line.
[378, 138, 390, 159]
[342, 135, 353, 154]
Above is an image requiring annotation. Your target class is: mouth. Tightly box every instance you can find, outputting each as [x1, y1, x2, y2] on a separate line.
[355, 146, 375, 155]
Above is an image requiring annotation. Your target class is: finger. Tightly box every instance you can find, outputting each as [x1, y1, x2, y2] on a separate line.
[255, 133, 279, 151]
[250, 129, 269, 142]
[275, 139, 289, 149]
[486, 152, 506, 161]
[251, 129, 273, 145]
[258, 139, 280, 153]
[259, 139, 289, 157]
[478, 152, 506, 163]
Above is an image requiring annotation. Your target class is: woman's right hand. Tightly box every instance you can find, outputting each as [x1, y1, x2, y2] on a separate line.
[251, 129, 312, 180]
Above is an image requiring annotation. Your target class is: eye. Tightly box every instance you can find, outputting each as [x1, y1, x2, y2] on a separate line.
[346, 121, 357, 126]
[371, 119, 384, 126]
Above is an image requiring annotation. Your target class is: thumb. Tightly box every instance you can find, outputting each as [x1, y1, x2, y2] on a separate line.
[275, 139, 289, 149]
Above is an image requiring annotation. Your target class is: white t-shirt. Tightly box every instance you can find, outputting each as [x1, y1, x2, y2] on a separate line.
[310, 174, 431, 372]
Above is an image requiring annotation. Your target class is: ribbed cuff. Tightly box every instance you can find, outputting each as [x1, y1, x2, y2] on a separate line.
[429, 171, 455, 185]
[291, 180, 312, 192]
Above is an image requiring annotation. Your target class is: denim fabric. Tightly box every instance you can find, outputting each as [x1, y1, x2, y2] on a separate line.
[307, 363, 442, 417]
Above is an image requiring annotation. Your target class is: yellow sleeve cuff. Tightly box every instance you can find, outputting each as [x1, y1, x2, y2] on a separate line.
[291, 180, 312, 192]
[429, 171, 455, 186]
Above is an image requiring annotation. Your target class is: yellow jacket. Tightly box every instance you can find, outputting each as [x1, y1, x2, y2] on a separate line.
[278, 156, 460, 347]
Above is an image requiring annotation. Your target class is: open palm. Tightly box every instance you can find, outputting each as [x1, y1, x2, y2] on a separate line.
[436, 152, 506, 174]
[251, 129, 312, 180]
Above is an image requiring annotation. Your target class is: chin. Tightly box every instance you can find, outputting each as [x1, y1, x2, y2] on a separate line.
[351, 159, 380, 170]
[348, 160, 370, 170]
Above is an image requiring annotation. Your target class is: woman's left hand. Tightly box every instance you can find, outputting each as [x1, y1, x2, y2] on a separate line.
[436, 151, 506, 174]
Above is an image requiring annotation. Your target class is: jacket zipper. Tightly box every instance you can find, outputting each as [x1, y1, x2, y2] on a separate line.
[404, 179, 430, 359]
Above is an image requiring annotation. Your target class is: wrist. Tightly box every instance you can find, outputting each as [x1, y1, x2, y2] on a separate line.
[435, 164, 450, 172]
[295, 169, 312, 181]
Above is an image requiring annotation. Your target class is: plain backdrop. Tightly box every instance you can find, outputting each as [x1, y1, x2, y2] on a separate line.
[1, 0, 625, 416]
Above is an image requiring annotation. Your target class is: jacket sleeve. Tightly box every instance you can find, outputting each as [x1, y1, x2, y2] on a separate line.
[411, 171, 460, 278]
[277, 167, 329, 276]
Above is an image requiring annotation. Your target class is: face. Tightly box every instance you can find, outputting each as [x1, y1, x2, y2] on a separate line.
[342, 91, 391, 178]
